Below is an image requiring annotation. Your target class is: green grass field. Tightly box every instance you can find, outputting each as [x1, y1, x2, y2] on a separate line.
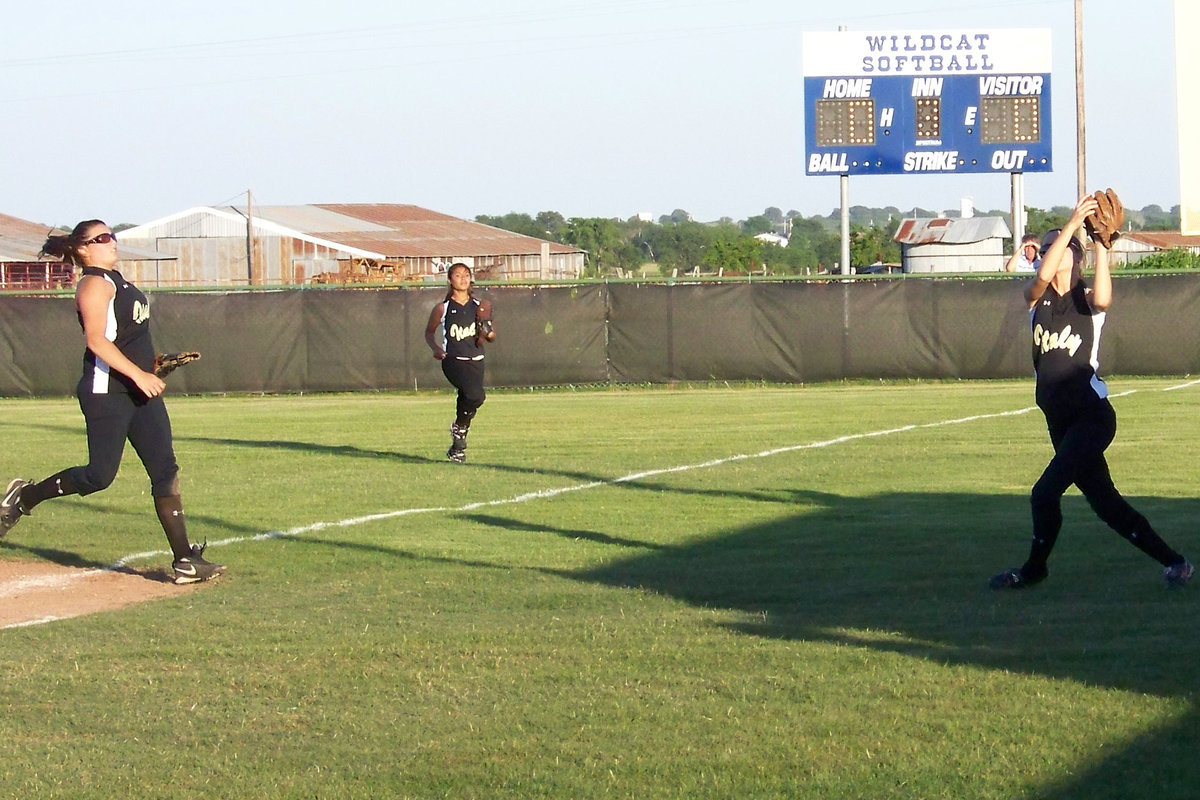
[1, 378, 1197, 799]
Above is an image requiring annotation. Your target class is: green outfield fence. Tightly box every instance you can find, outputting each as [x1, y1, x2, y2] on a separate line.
[2, 274, 1198, 396]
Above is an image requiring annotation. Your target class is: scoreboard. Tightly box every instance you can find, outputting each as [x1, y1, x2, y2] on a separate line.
[803, 29, 1052, 176]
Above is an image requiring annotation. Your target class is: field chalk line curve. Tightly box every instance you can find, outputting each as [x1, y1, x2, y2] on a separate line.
[113, 381, 1192, 567]
[5, 381, 1193, 601]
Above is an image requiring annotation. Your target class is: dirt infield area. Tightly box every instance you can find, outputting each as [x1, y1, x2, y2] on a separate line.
[0, 560, 204, 629]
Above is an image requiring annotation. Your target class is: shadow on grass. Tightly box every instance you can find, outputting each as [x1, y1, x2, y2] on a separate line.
[551, 488, 1200, 800]
[172, 433, 826, 508]
[455, 512, 668, 551]
[18, 423, 841, 510]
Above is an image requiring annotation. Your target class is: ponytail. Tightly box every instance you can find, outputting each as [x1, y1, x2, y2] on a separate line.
[39, 219, 107, 266]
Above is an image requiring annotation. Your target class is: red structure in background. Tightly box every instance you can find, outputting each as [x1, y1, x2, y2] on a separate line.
[0, 262, 75, 291]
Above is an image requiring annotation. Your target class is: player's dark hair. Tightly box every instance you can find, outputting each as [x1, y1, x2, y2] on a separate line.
[1039, 229, 1084, 268]
[40, 219, 107, 266]
[443, 262, 474, 301]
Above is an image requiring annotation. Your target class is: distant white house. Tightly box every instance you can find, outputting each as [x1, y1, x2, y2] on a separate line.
[754, 232, 789, 247]
[893, 216, 1011, 273]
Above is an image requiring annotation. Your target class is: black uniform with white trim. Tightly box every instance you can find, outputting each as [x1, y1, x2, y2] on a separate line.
[67, 267, 179, 497]
[438, 296, 487, 425]
[1022, 279, 1184, 579]
[78, 267, 156, 395]
[1030, 279, 1107, 426]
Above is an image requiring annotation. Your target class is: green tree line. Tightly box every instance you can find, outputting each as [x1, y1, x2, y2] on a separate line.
[476, 204, 1187, 277]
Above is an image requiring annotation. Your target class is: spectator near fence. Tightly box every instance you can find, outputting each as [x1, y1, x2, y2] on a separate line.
[1004, 233, 1041, 273]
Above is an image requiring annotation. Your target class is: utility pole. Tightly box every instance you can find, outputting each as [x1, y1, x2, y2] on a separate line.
[838, 24, 851, 275]
[1074, 0, 1086, 199]
[245, 189, 255, 286]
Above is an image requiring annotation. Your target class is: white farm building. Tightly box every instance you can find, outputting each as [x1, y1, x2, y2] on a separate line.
[893, 216, 1012, 273]
[116, 203, 586, 288]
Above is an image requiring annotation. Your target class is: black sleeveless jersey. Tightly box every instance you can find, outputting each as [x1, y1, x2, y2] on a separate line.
[77, 267, 155, 395]
[1029, 279, 1108, 423]
[438, 297, 485, 361]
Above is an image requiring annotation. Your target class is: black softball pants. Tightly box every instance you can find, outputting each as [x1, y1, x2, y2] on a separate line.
[441, 357, 486, 426]
[69, 390, 181, 498]
[1025, 399, 1181, 571]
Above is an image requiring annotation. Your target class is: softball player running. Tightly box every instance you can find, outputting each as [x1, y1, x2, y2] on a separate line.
[0, 220, 223, 584]
[424, 262, 494, 463]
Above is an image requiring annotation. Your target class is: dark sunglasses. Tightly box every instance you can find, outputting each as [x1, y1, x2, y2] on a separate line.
[83, 232, 117, 245]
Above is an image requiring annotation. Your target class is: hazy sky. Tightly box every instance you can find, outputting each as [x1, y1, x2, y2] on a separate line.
[1, 0, 1180, 228]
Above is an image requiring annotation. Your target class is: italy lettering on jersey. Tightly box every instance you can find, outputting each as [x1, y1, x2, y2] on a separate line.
[1030, 282, 1108, 420]
[1031, 322, 1082, 357]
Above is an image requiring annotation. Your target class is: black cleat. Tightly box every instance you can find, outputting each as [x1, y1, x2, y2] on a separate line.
[1164, 560, 1194, 588]
[989, 566, 1047, 590]
[173, 542, 225, 585]
[0, 478, 31, 538]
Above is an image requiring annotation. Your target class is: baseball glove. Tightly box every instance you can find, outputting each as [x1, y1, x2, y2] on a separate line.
[475, 299, 495, 346]
[154, 351, 201, 378]
[1084, 188, 1124, 249]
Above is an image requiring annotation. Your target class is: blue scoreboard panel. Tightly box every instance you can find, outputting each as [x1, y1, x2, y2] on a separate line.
[802, 29, 1052, 176]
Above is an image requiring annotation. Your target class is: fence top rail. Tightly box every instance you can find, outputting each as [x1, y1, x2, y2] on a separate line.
[1, 267, 1197, 297]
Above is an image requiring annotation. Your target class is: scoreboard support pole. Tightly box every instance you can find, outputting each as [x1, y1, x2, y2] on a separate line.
[840, 174, 851, 274]
[1011, 172, 1025, 249]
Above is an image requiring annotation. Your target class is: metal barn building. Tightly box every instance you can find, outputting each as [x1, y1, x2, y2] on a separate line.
[1109, 230, 1200, 265]
[115, 204, 586, 288]
[893, 216, 1012, 273]
[0, 212, 174, 290]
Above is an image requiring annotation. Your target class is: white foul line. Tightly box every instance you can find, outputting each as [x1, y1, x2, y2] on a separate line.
[7, 379, 1194, 621]
[123, 403, 1053, 564]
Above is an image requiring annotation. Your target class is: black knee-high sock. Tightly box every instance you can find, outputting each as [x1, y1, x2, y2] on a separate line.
[154, 495, 193, 560]
[1122, 517, 1184, 567]
[20, 470, 79, 512]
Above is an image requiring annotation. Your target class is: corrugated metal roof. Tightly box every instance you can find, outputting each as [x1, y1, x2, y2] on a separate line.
[326, 230, 579, 258]
[315, 204, 462, 226]
[0, 211, 55, 240]
[123, 204, 582, 260]
[894, 216, 1010, 245]
[234, 205, 393, 234]
[248, 205, 584, 258]
[0, 212, 56, 260]
[0, 212, 174, 262]
[1120, 231, 1200, 249]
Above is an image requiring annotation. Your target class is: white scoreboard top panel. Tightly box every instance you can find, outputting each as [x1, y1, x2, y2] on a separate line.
[802, 29, 1053, 176]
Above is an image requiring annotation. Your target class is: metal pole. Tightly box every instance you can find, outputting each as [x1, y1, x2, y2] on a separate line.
[245, 189, 254, 286]
[840, 174, 851, 274]
[1074, 0, 1086, 198]
[838, 23, 851, 276]
[1011, 172, 1025, 247]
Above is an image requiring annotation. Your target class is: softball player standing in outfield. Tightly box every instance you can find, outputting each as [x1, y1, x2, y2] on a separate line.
[990, 196, 1192, 589]
[425, 262, 495, 463]
[0, 220, 224, 584]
